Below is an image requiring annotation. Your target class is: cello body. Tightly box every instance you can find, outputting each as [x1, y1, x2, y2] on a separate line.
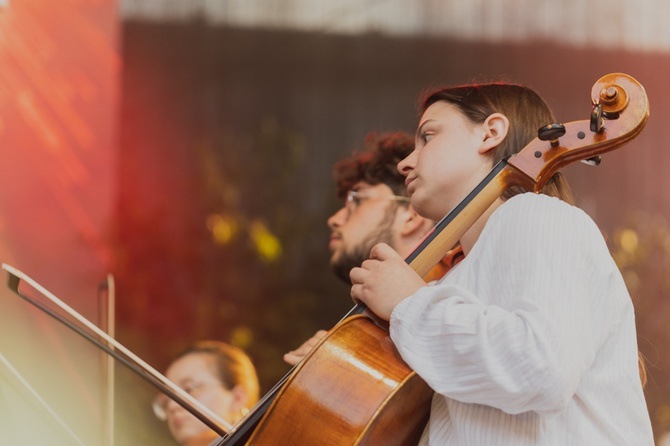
[246, 315, 433, 445]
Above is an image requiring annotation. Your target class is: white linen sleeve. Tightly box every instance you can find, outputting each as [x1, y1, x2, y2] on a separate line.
[389, 194, 626, 415]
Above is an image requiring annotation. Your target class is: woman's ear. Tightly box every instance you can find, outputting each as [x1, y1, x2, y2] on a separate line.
[478, 112, 509, 154]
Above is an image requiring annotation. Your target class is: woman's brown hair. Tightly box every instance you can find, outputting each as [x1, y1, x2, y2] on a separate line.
[421, 83, 574, 204]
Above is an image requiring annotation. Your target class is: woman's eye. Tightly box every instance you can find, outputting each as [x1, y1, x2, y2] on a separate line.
[419, 132, 433, 144]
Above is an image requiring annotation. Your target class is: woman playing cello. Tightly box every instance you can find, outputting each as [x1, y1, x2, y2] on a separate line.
[350, 82, 654, 445]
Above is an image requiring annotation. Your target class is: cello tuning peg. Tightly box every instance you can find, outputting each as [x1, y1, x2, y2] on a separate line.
[590, 103, 605, 133]
[537, 123, 566, 147]
[581, 156, 602, 167]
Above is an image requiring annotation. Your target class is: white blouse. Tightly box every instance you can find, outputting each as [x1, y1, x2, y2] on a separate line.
[390, 193, 653, 445]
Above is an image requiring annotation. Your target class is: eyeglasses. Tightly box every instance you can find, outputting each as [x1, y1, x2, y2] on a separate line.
[345, 190, 410, 215]
[152, 380, 224, 421]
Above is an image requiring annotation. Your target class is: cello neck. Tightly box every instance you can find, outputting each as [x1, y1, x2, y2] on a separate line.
[406, 160, 511, 277]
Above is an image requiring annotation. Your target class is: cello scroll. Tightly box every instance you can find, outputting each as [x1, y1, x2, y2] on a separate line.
[506, 72, 649, 192]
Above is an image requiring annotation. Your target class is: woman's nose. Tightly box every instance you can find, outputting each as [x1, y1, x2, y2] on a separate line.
[398, 154, 414, 176]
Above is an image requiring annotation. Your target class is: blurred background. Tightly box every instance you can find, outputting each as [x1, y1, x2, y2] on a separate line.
[1, 0, 669, 444]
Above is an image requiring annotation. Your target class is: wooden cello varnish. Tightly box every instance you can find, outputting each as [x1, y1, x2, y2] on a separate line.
[245, 314, 433, 445]
[244, 250, 463, 445]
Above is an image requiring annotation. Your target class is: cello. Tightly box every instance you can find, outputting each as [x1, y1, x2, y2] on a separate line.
[214, 73, 650, 445]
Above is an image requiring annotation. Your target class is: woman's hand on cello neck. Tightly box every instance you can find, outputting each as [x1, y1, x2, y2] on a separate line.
[350, 243, 427, 321]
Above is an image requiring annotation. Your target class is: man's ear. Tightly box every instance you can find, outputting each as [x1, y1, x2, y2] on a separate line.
[478, 112, 509, 155]
[398, 206, 431, 238]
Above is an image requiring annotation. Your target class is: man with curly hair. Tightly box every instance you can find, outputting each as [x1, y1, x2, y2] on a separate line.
[284, 131, 439, 365]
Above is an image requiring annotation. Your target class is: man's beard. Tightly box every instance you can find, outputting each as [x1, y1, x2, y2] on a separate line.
[330, 208, 396, 284]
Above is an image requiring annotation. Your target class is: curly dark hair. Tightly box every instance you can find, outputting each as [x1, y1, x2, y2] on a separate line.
[333, 131, 414, 199]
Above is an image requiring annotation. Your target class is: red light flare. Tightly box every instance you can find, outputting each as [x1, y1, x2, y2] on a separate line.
[0, 0, 119, 270]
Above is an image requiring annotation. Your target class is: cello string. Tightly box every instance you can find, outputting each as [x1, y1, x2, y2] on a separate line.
[0, 353, 87, 446]
[2, 263, 232, 435]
